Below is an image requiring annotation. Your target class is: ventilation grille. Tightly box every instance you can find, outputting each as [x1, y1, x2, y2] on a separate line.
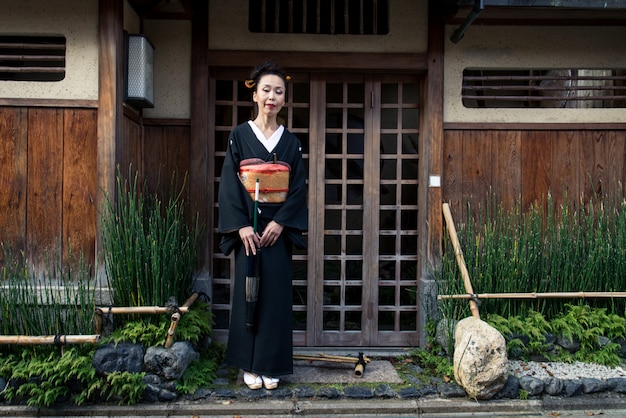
[249, 0, 389, 35]
[462, 69, 626, 109]
[0, 35, 66, 82]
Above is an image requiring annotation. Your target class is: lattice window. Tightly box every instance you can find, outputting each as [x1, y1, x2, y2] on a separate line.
[463, 69, 626, 108]
[249, 0, 389, 35]
[0, 35, 66, 81]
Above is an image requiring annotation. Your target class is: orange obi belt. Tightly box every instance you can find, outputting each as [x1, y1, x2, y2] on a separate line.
[239, 158, 291, 203]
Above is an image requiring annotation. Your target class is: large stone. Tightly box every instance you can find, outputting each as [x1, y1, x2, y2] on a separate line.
[144, 341, 199, 380]
[453, 316, 509, 400]
[92, 343, 145, 375]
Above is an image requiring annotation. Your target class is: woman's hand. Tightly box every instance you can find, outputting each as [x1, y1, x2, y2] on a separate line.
[239, 226, 260, 256]
[260, 221, 283, 247]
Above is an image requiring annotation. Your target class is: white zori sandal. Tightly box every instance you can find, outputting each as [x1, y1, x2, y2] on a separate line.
[262, 375, 279, 390]
[243, 371, 262, 389]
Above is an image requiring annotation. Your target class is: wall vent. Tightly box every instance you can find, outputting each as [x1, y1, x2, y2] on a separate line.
[249, 0, 389, 35]
[0, 35, 66, 82]
[463, 69, 626, 108]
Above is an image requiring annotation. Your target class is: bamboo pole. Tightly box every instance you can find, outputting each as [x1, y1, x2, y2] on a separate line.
[0, 335, 100, 345]
[442, 203, 480, 319]
[439, 291, 626, 300]
[293, 352, 371, 377]
[165, 292, 199, 348]
[293, 353, 371, 364]
[95, 306, 192, 315]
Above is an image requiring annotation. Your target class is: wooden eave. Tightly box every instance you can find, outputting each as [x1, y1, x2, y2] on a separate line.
[126, 0, 192, 20]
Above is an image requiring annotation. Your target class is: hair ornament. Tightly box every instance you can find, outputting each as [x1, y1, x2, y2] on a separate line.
[286, 75, 292, 81]
[244, 79, 256, 89]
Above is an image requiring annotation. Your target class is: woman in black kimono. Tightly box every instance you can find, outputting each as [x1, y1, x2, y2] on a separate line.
[217, 61, 308, 390]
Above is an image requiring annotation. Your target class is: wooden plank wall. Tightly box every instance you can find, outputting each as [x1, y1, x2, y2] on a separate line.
[0, 107, 97, 274]
[0, 108, 191, 276]
[443, 129, 626, 218]
[142, 123, 191, 197]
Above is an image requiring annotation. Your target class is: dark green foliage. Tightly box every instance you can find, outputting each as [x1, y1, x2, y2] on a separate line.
[0, 347, 145, 407]
[176, 355, 218, 395]
[175, 301, 214, 344]
[101, 320, 169, 347]
[101, 301, 214, 348]
[486, 304, 626, 366]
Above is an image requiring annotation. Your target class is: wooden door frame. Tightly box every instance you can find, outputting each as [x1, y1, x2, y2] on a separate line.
[205, 51, 440, 348]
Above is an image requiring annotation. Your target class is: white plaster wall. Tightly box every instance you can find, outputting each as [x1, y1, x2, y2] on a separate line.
[142, 20, 191, 119]
[0, 0, 98, 101]
[209, 0, 427, 53]
[444, 25, 626, 123]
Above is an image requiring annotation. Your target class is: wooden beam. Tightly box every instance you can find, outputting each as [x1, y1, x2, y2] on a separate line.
[189, 0, 210, 271]
[208, 50, 427, 72]
[423, 4, 445, 269]
[97, 0, 124, 279]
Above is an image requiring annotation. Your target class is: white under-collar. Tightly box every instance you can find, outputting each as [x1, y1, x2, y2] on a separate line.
[248, 120, 284, 152]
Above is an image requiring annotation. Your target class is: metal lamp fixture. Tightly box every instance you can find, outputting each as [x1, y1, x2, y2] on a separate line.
[125, 34, 154, 108]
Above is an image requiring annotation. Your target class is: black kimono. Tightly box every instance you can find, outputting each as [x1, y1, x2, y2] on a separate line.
[218, 122, 308, 377]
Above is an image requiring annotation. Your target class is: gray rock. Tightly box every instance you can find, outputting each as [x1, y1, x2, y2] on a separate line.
[316, 387, 342, 399]
[293, 386, 316, 398]
[144, 341, 199, 380]
[607, 377, 626, 393]
[405, 374, 422, 385]
[142, 373, 161, 385]
[557, 335, 581, 353]
[543, 333, 556, 346]
[417, 384, 438, 397]
[563, 379, 583, 397]
[240, 387, 269, 399]
[493, 375, 519, 400]
[188, 388, 212, 400]
[211, 377, 229, 386]
[543, 377, 564, 395]
[142, 383, 161, 402]
[436, 318, 458, 353]
[519, 376, 544, 396]
[158, 387, 178, 401]
[598, 336, 611, 348]
[453, 317, 509, 400]
[374, 384, 397, 398]
[93, 343, 145, 375]
[615, 337, 626, 358]
[161, 380, 178, 392]
[269, 387, 293, 399]
[409, 363, 424, 374]
[343, 386, 374, 399]
[398, 386, 421, 398]
[211, 387, 236, 398]
[438, 382, 466, 398]
[581, 377, 607, 394]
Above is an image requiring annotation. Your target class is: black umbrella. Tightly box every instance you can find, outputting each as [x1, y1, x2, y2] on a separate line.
[245, 179, 260, 333]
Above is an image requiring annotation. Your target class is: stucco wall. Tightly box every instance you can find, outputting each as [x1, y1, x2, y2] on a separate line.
[0, 0, 98, 101]
[142, 20, 191, 119]
[209, 0, 427, 53]
[444, 25, 626, 123]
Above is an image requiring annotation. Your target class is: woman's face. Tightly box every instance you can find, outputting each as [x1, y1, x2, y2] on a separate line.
[253, 74, 286, 118]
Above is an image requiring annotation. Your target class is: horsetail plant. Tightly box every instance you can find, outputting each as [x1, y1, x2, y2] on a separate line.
[101, 168, 202, 323]
[439, 187, 626, 321]
[0, 242, 95, 337]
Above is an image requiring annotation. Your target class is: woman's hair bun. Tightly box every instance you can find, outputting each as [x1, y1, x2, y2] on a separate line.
[245, 61, 289, 89]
